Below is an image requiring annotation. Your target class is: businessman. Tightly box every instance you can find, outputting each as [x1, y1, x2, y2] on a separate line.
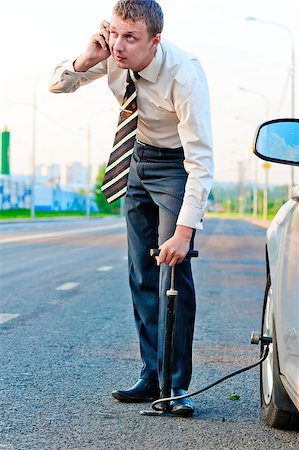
[49, 0, 213, 416]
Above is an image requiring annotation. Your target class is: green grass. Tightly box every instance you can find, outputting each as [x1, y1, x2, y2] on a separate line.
[0, 209, 119, 219]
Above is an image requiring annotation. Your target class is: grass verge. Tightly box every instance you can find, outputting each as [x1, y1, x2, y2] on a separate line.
[0, 209, 117, 220]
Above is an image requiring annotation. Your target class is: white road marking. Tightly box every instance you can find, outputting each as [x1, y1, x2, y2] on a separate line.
[122, 256, 128, 261]
[0, 222, 126, 244]
[97, 266, 113, 272]
[56, 282, 79, 291]
[0, 313, 20, 324]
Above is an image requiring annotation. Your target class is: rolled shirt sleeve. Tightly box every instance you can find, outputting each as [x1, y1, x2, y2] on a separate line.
[48, 59, 107, 93]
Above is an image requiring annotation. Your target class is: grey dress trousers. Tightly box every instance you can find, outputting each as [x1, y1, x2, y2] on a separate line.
[125, 140, 196, 390]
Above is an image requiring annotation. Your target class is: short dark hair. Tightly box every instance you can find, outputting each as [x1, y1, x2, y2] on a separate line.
[113, 0, 164, 37]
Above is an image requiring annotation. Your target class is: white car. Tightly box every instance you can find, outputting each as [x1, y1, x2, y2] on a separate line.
[251, 118, 299, 429]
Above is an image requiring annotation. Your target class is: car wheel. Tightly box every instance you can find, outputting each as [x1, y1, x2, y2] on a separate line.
[260, 278, 299, 430]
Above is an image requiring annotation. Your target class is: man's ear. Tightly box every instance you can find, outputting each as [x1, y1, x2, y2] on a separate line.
[151, 33, 161, 50]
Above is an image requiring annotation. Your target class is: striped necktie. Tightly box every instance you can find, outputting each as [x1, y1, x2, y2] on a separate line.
[101, 70, 140, 203]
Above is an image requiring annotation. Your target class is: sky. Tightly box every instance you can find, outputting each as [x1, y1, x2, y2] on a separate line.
[0, 0, 298, 186]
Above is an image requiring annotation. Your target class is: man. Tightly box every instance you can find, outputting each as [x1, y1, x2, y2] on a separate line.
[49, 0, 213, 416]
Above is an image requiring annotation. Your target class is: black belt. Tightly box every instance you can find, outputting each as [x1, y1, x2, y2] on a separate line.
[135, 140, 184, 161]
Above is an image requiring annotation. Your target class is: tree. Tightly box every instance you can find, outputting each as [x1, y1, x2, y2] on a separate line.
[93, 163, 121, 214]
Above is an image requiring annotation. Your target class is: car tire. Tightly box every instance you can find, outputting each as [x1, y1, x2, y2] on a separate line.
[260, 278, 299, 430]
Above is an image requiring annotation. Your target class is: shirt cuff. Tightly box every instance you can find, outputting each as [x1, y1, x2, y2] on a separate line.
[61, 60, 88, 76]
[176, 204, 205, 230]
[49, 60, 83, 91]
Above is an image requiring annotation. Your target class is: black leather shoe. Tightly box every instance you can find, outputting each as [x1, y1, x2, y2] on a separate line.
[171, 388, 195, 416]
[112, 379, 160, 403]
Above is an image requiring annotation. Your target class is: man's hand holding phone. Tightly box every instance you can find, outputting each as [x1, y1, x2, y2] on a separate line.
[74, 20, 111, 72]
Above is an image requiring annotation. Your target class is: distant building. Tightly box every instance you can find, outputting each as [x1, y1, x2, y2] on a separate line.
[0, 174, 31, 210]
[0, 174, 98, 212]
[36, 163, 61, 186]
[48, 164, 61, 185]
[66, 162, 88, 187]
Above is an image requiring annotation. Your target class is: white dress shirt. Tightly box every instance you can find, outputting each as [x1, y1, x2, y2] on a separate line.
[49, 38, 214, 230]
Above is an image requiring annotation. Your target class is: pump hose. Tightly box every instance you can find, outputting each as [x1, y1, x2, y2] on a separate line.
[151, 344, 270, 411]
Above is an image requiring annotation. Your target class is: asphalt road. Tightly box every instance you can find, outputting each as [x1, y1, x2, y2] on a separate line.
[0, 217, 298, 450]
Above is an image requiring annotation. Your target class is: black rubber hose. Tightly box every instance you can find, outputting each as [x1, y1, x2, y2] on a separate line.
[151, 345, 270, 411]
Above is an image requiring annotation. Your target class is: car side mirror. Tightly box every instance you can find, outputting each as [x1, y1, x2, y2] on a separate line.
[253, 119, 299, 166]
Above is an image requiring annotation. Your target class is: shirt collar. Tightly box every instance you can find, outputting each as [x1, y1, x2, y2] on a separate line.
[138, 43, 163, 83]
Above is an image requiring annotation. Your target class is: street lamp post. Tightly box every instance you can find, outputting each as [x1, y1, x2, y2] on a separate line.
[238, 160, 245, 216]
[263, 162, 271, 221]
[239, 87, 270, 219]
[234, 116, 257, 216]
[246, 17, 296, 195]
[30, 74, 45, 219]
[30, 86, 37, 219]
[86, 125, 91, 217]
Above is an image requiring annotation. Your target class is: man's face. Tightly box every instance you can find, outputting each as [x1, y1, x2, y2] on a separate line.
[109, 14, 160, 72]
